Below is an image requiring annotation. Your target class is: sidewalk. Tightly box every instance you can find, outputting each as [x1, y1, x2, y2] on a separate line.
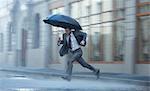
[0, 67, 150, 86]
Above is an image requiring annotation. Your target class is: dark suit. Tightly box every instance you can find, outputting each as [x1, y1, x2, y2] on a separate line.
[59, 30, 86, 56]
[58, 30, 97, 79]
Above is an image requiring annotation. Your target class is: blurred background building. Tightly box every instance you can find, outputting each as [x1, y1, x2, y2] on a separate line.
[0, 0, 149, 76]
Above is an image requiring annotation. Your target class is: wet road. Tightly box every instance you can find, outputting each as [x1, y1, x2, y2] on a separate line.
[0, 71, 149, 91]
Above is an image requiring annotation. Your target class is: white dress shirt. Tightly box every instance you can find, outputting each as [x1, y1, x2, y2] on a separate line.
[67, 32, 80, 51]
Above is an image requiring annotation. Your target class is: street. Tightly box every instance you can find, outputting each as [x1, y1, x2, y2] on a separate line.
[0, 71, 149, 91]
[0, 0, 150, 91]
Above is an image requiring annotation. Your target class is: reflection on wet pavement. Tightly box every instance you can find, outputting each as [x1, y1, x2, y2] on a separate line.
[0, 71, 148, 91]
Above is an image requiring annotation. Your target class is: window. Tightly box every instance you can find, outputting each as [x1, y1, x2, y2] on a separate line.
[139, 0, 150, 3]
[7, 22, 12, 51]
[80, 0, 90, 17]
[137, 0, 150, 62]
[22, 29, 27, 50]
[138, 16, 150, 61]
[33, 13, 40, 48]
[0, 33, 3, 52]
[71, 2, 79, 18]
[139, 4, 150, 13]
[115, 0, 125, 9]
[51, 7, 64, 15]
[88, 25, 103, 61]
[137, 0, 150, 16]
[113, 21, 125, 61]
[113, 0, 125, 61]
[91, 0, 102, 14]
[114, 0, 125, 19]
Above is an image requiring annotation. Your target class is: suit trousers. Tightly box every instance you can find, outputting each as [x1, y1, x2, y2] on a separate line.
[66, 48, 96, 78]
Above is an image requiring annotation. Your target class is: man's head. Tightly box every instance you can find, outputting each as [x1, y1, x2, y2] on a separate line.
[64, 28, 71, 35]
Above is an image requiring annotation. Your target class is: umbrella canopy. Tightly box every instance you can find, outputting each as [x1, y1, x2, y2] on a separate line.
[43, 14, 82, 30]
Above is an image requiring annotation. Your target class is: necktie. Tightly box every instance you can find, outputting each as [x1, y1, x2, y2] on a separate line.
[68, 35, 72, 49]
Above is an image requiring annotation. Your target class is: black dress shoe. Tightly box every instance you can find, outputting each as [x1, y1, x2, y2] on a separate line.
[61, 76, 71, 81]
[95, 69, 100, 79]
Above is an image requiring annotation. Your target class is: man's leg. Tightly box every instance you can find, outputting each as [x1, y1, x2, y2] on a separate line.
[67, 51, 82, 77]
[75, 49, 96, 72]
[77, 57, 96, 72]
[65, 52, 72, 76]
[77, 57, 100, 79]
[76, 49, 100, 79]
[63, 50, 82, 81]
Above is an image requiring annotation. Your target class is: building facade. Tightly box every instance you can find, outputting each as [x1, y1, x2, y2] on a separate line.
[0, 0, 149, 76]
[0, 0, 52, 67]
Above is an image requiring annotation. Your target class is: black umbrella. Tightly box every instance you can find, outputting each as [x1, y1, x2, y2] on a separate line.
[43, 14, 82, 30]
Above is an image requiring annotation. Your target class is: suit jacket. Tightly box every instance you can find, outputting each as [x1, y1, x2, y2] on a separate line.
[59, 30, 87, 56]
